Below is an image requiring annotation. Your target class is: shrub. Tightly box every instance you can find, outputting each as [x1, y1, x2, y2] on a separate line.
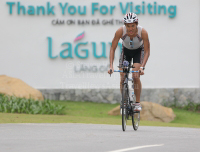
[0, 94, 65, 115]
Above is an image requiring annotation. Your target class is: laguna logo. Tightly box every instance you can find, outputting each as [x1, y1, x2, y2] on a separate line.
[74, 32, 85, 42]
[47, 32, 122, 59]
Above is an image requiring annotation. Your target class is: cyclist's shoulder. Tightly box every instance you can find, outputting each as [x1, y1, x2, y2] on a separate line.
[115, 26, 123, 38]
[141, 27, 148, 36]
[141, 28, 149, 40]
[116, 26, 123, 33]
[138, 25, 147, 33]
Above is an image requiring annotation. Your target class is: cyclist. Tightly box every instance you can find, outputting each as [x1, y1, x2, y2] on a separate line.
[108, 12, 150, 112]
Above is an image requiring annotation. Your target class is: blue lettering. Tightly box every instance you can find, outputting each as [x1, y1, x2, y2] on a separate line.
[17, 2, 26, 15]
[154, 2, 157, 14]
[135, 5, 141, 15]
[28, 6, 35, 15]
[37, 6, 45, 15]
[68, 5, 76, 15]
[92, 3, 99, 15]
[142, 1, 145, 14]
[147, 4, 153, 15]
[74, 42, 89, 59]
[110, 6, 115, 15]
[168, 6, 176, 18]
[6, 2, 15, 14]
[60, 43, 73, 58]
[130, 2, 133, 12]
[78, 6, 86, 15]
[47, 2, 55, 15]
[47, 37, 58, 59]
[92, 42, 107, 58]
[59, 3, 68, 15]
[119, 2, 129, 15]
[158, 5, 166, 14]
[100, 5, 108, 15]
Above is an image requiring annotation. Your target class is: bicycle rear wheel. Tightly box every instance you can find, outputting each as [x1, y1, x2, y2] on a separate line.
[122, 84, 128, 131]
[132, 111, 140, 131]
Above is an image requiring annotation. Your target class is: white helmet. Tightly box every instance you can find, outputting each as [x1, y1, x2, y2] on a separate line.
[123, 12, 138, 23]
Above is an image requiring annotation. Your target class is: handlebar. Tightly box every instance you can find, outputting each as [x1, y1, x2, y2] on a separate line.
[109, 65, 139, 77]
[114, 70, 139, 73]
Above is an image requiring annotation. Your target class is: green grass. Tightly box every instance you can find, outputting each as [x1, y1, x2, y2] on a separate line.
[0, 94, 65, 115]
[171, 108, 200, 126]
[0, 100, 200, 128]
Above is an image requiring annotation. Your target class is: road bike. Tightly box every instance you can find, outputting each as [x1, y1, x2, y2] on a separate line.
[110, 61, 140, 131]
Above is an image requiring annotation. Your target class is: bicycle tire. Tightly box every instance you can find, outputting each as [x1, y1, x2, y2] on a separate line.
[122, 84, 128, 131]
[132, 111, 140, 131]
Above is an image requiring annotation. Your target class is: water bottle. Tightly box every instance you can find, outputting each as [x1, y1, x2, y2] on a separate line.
[130, 85, 135, 109]
[129, 85, 134, 102]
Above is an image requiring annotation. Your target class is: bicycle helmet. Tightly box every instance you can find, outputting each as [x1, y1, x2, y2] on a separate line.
[123, 12, 138, 23]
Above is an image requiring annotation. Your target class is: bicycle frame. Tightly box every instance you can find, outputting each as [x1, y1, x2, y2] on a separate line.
[114, 67, 139, 114]
[113, 67, 140, 131]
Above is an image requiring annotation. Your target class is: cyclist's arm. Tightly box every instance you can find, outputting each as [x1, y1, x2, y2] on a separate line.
[109, 27, 123, 69]
[141, 28, 150, 68]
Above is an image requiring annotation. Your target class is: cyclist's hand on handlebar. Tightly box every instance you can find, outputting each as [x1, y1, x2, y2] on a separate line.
[108, 68, 114, 75]
[139, 69, 144, 75]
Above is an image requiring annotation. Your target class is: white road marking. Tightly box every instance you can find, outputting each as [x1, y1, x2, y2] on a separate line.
[108, 144, 164, 152]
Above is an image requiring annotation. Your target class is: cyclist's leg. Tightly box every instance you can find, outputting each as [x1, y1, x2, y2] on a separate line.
[132, 63, 141, 103]
[132, 46, 144, 103]
[119, 46, 125, 94]
[120, 68, 125, 94]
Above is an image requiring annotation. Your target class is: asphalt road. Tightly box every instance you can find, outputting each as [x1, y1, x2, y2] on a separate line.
[0, 123, 199, 152]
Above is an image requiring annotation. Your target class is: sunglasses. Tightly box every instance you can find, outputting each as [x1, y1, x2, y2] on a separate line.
[129, 40, 134, 48]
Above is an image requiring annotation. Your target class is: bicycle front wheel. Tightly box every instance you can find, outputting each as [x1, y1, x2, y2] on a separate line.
[122, 84, 128, 131]
[132, 111, 140, 131]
